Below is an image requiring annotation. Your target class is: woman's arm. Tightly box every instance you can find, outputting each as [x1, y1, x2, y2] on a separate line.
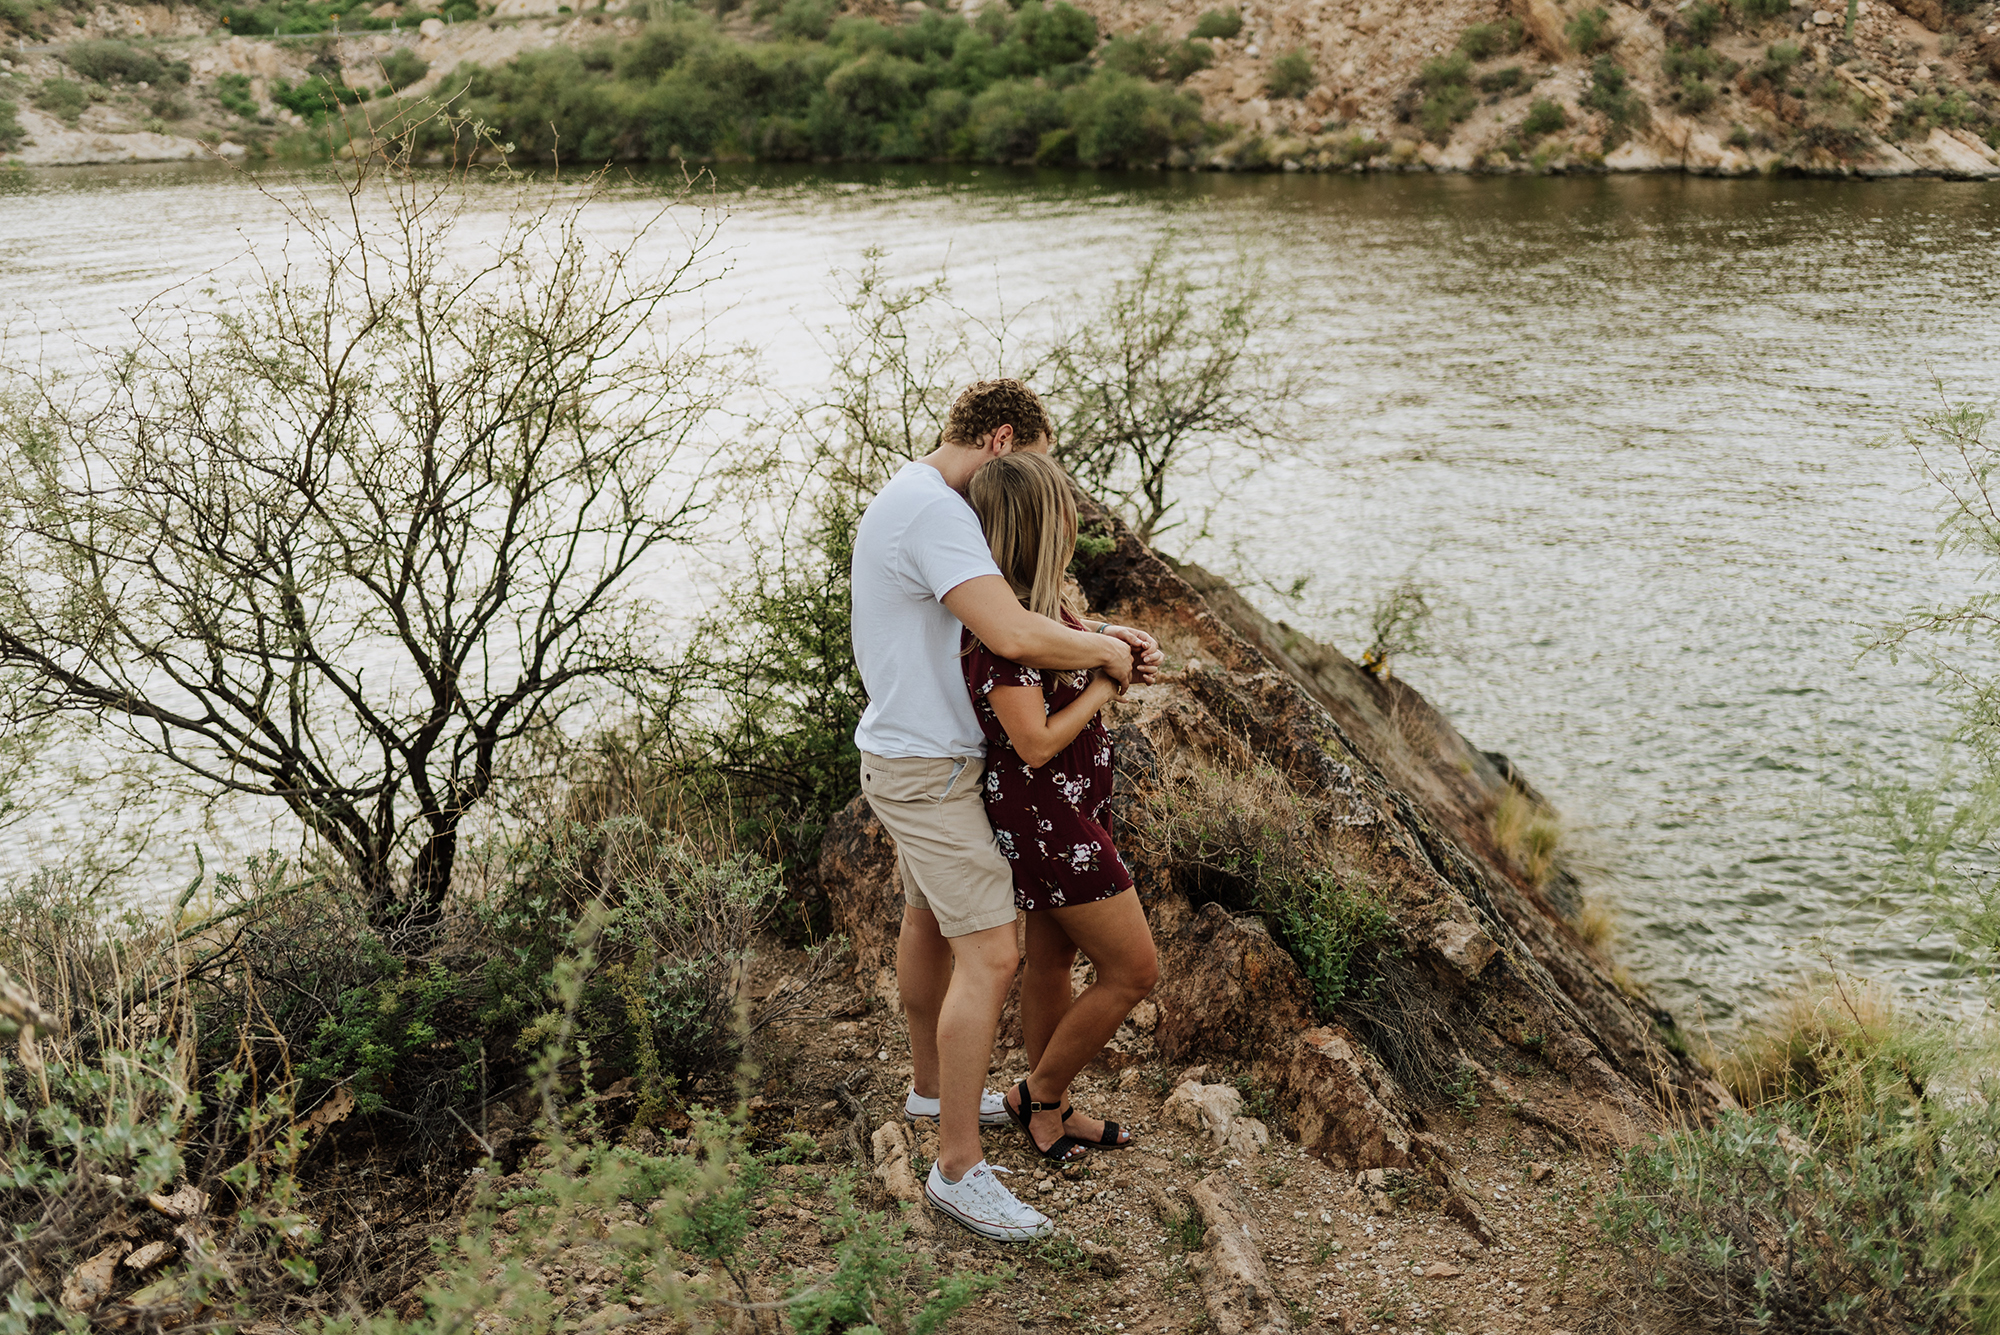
[988, 674, 1121, 768]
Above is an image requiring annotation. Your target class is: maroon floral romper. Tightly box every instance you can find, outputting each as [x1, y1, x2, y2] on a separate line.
[961, 612, 1134, 911]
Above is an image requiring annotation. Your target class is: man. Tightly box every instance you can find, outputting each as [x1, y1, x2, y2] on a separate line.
[850, 379, 1162, 1240]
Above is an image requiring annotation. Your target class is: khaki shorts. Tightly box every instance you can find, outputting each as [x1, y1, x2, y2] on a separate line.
[858, 752, 1017, 939]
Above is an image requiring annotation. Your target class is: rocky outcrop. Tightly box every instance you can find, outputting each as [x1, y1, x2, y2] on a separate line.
[819, 498, 1723, 1199]
[1071, 0, 2000, 178]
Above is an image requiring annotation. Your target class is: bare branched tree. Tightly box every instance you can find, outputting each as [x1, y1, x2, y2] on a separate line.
[1045, 240, 1301, 545]
[0, 145, 738, 927]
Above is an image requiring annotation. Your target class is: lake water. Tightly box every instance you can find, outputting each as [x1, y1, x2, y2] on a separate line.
[4, 161, 1999, 1028]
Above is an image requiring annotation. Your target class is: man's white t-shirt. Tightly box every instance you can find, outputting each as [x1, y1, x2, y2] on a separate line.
[851, 461, 1004, 760]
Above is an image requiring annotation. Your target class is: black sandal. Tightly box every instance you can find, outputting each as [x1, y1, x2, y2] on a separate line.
[1060, 1103, 1131, 1149]
[1008, 1080, 1088, 1163]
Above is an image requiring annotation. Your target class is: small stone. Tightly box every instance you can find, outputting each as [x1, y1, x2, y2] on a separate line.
[1812, 9, 1835, 22]
[123, 1242, 176, 1273]
[1530, 1161, 1554, 1184]
[1419, 1261, 1462, 1278]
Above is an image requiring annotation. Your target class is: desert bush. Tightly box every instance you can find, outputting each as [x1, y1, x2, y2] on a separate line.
[1565, 5, 1614, 52]
[1602, 982, 2000, 1335]
[1663, 42, 1739, 80]
[1047, 238, 1300, 543]
[1457, 18, 1523, 59]
[1683, 0, 1723, 42]
[1892, 89, 1977, 139]
[1675, 73, 1718, 112]
[420, 0, 1203, 165]
[0, 154, 736, 928]
[1583, 55, 1648, 138]
[212, 70, 257, 116]
[1521, 95, 1567, 135]
[1264, 46, 1314, 98]
[270, 72, 363, 119]
[1744, 39, 1802, 87]
[376, 45, 429, 89]
[1101, 24, 1171, 76]
[774, 0, 834, 39]
[1736, 0, 1791, 21]
[1359, 577, 1435, 678]
[1191, 6, 1242, 39]
[1478, 64, 1524, 93]
[64, 39, 185, 86]
[29, 77, 87, 124]
[0, 95, 21, 150]
[1165, 37, 1213, 80]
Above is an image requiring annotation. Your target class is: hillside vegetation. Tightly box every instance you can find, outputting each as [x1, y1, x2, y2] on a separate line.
[5, 0, 2000, 172]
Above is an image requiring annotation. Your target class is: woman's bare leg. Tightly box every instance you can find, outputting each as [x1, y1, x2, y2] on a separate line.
[1006, 889, 1157, 1151]
[1021, 910, 1078, 1073]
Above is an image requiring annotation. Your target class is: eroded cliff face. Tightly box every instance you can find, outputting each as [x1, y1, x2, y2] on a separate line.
[1068, 0, 2000, 175]
[819, 500, 1732, 1220]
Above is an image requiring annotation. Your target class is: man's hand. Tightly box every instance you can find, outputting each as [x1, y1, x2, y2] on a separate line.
[1102, 625, 1163, 685]
[946, 575, 1137, 684]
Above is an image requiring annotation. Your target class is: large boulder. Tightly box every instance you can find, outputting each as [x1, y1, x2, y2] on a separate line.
[820, 497, 1718, 1177]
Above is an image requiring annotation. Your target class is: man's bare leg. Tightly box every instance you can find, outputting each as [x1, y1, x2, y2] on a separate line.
[933, 921, 1019, 1179]
[898, 905, 954, 1100]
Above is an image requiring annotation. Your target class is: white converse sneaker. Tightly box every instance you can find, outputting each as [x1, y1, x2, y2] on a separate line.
[905, 1087, 1011, 1126]
[924, 1160, 1055, 1241]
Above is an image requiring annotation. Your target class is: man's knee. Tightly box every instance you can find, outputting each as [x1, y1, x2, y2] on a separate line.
[948, 922, 1020, 988]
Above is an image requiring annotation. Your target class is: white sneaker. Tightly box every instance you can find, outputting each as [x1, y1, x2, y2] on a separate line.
[924, 1160, 1054, 1241]
[905, 1087, 1010, 1126]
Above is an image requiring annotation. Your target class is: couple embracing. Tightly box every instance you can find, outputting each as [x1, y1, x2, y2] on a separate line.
[851, 379, 1163, 1241]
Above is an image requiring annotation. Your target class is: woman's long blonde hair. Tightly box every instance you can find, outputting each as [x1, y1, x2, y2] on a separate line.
[967, 452, 1078, 623]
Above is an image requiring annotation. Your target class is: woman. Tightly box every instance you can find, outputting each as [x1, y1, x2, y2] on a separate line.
[961, 452, 1160, 1164]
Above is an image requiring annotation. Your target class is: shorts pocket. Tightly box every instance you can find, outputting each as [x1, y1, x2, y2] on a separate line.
[860, 756, 963, 806]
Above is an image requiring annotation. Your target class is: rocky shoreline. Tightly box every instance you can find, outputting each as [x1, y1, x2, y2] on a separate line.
[6, 0, 1999, 176]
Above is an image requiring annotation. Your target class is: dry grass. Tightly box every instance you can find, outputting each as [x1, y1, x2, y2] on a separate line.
[1712, 975, 1909, 1110]
[1490, 788, 1561, 887]
[1573, 894, 1617, 953]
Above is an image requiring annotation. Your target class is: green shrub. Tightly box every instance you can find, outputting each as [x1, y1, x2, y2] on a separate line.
[774, 0, 834, 39]
[1602, 1092, 2000, 1332]
[1164, 37, 1213, 81]
[213, 70, 258, 117]
[1418, 49, 1471, 90]
[1457, 17, 1523, 59]
[1737, 0, 1791, 20]
[1012, 0, 1098, 68]
[270, 72, 363, 120]
[1583, 55, 1647, 137]
[1683, 0, 1722, 42]
[0, 95, 21, 151]
[1675, 73, 1717, 112]
[1419, 82, 1476, 139]
[1191, 6, 1241, 39]
[1477, 64, 1524, 93]
[376, 45, 429, 89]
[1068, 66, 1202, 163]
[1663, 42, 1738, 80]
[1101, 24, 1171, 76]
[1521, 95, 1567, 135]
[1274, 873, 1393, 1014]
[1742, 38, 1803, 89]
[64, 38, 184, 86]
[30, 76, 88, 124]
[1264, 46, 1314, 98]
[1891, 89, 1975, 139]
[1564, 5, 1613, 52]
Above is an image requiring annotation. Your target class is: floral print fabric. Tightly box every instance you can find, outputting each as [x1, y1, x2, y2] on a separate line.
[961, 615, 1133, 912]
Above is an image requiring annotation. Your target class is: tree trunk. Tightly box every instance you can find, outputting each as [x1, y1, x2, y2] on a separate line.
[407, 816, 460, 928]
